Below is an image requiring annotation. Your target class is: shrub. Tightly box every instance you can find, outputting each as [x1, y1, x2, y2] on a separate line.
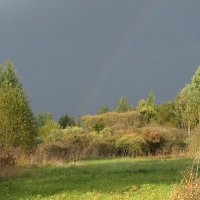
[85, 135, 116, 158]
[38, 120, 61, 139]
[99, 127, 112, 136]
[43, 128, 92, 160]
[63, 126, 84, 135]
[36, 143, 69, 160]
[45, 127, 84, 143]
[36, 141, 83, 161]
[92, 122, 105, 133]
[44, 128, 116, 160]
[141, 125, 187, 154]
[45, 129, 64, 143]
[116, 134, 149, 156]
[143, 132, 161, 154]
[81, 111, 144, 132]
[0, 154, 16, 169]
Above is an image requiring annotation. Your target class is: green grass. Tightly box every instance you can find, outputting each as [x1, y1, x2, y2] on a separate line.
[0, 157, 192, 200]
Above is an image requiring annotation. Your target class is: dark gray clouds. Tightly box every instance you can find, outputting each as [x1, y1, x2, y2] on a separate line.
[0, 0, 199, 119]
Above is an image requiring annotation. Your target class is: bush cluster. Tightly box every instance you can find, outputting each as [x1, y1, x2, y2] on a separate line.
[35, 124, 187, 161]
[143, 132, 160, 154]
[116, 135, 148, 156]
[81, 111, 144, 131]
[140, 125, 188, 154]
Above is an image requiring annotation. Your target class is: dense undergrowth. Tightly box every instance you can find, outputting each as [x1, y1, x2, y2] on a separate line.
[31, 111, 188, 162]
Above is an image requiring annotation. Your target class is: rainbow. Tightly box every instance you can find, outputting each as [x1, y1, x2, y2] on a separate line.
[79, 1, 164, 115]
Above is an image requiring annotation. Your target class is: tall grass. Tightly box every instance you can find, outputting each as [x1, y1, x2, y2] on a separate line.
[0, 157, 192, 200]
[171, 150, 200, 199]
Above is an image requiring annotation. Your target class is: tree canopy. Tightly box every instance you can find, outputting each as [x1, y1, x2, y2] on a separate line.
[137, 91, 156, 123]
[116, 96, 131, 112]
[97, 105, 109, 115]
[58, 114, 76, 128]
[0, 61, 36, 150]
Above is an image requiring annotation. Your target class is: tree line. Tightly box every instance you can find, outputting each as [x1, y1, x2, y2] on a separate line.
[97, 67, 200, 137]
[0, 60, 200, 155]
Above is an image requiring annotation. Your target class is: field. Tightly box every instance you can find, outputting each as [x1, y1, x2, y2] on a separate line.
[0, 157, 192, 200]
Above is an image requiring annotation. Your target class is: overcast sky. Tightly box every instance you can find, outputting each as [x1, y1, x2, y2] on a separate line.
[0, 0, 199, 119]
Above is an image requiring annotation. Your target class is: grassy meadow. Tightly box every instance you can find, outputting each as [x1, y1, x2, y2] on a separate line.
[0, 157, 192, 200]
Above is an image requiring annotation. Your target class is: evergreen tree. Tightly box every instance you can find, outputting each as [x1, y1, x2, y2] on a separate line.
[58, 114, 75, 128]
[137, 91, 156, 123]
[116, 96, 131, 112]
[0, 61, 22, 89]
[35, 112, 53, 129]
[97, 105, 109, 115]
[0, 61, 36, 150]
[146, 90, 155, 107]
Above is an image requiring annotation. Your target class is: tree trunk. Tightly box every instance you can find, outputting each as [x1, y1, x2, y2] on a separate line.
[188, 125, 191, 138]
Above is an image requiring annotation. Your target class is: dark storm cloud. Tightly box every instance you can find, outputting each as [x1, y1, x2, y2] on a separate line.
[0, 0, 199, 119]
